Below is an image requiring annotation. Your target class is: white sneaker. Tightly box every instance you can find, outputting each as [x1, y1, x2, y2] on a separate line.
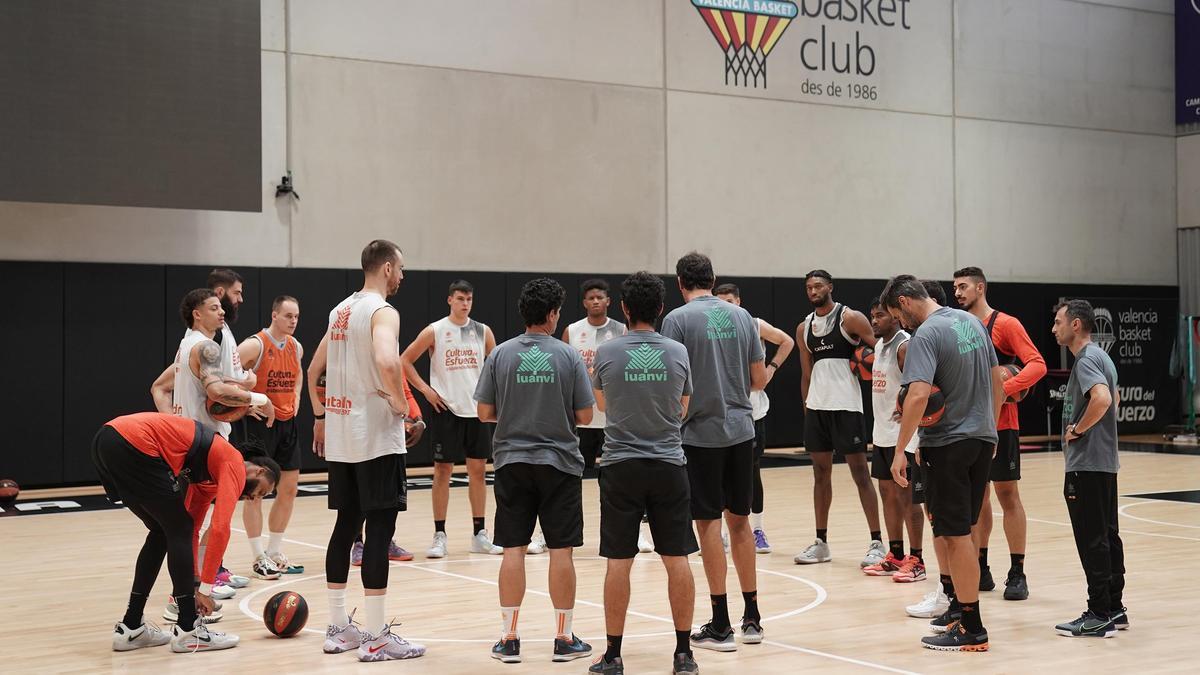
[471, 530, 503, 555]
[112, 620, 171, 651]
[210, 583, 235, 600]
[637, 525, 654, 554]
[163, 598, 222, 624]
[426, 531, 448, 559]
[170, 622, 239, 653]
[324, 620, 364, 654]
[269, 550, 303, 573]
[860, 540, 887, 568]
[906, 583, 950, 618]
[252, 555, 282, 580]
[358, 623, 426, 661]
[527, 530, 547, 555]
[793, 539, 832, 564]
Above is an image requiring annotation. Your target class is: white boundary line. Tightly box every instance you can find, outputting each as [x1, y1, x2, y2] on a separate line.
[1117, 499, 1200, 530]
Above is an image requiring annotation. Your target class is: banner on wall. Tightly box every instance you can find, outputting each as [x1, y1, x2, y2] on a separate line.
[1179, 0, 1200, 125]
[1059, 298, 1179, 434]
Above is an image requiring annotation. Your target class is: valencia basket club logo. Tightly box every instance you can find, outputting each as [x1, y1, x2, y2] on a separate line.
[692, 0, 798, 88]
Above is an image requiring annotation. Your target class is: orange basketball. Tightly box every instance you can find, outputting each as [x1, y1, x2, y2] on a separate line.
[896, 384, 946, 427]
[263, 591, 308, 637]
[316, 373, 327, 407]
[849, 345, 875, 381]
[0, 479, 19, 506]
[999, 364, 1028, 403]
[206, 398, 249, 423]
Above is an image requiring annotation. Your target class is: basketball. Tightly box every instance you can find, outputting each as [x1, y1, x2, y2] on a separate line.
[263, 591, 308, 638]
[316, 372, 327, 406]
[895, 384, 946, 427]
[206, 398, 250, 423]
[999, 364, 1029, 403]
[849, 345, 875, 381]
[0, 479, 19, 506]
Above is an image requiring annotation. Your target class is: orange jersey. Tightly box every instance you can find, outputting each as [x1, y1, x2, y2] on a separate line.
[988, 312, 1047, 431]
[251, 330, 302, 420]
[108, 412, 196, 471]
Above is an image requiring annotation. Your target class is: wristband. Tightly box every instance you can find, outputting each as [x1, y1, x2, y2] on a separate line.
[198, 582, 214, 596]
[313, 413, 325, 420]
[249, 392, 269, 407]
[767, 361, 780, 370]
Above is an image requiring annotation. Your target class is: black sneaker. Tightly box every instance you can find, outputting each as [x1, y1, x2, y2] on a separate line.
[929, 608, 962, 633]
[491, 637, 521, 663]
[1003, 569, 1029, 601]
[740, 617, 764, 644]
[921, 623, 989, 651]
[552, 634, 592, 662]
[588, 656, 624, 674]
[673, 652, 700, 674]
[1110, 607, 1130, 630]
[1055, 610, 1117, 638]
[978, 565, 995, 591]
[690, 622, 736, 652]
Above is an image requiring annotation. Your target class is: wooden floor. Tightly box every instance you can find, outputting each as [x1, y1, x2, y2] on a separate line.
[2, 448, 1195, 674]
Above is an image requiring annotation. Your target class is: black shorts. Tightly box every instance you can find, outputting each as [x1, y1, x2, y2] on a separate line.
[493, 463, 583, 549]
[599, 459, 698, 559]
[92, 425, 184, 506]
[989, 429, 1021, 482]
[911, 453, 928, 505]
[578, 427, 605, 470]
[684, 440, 754, 520]
[235, 416, 301, 471]
[871, 445, 919, 482]
[804, 409, 867, 455]
[922, 439, 993, 537]
[431, 411, 493, 463]
[327, 453, 408, 513]
[753, 418, 766, 460]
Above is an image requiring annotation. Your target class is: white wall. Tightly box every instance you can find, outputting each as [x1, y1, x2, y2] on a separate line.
[0, 0, 1180, 285]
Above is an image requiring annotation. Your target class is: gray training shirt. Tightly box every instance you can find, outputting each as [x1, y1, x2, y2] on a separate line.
[474, 332, 595, 477]
[591, 330, 692, 467]
[901, 306, 999, 447]
[661, 294, 765, 448]
[1063, 343, 1120, 473]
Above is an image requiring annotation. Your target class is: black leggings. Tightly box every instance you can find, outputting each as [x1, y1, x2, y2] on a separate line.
[126, 498, 196, 626]
[327, 506, 398, 589]
[752, 418, 766, 514]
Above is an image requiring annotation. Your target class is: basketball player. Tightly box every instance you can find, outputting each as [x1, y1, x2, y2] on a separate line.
[714, 283, 794, 554]
[953, 266, 1045, 600]
[563, 279, 627, 471]
[793, 270, 882, 567]
[311, 240, 425, 661]
[400, 279, 502, 558]
[661, 253, 767, 651]
[474, 278, 594, 664]
[882, 274, 1005, 651]
[589, 272, 699, 675]
[93, 411, 279, 653]
[863, 300, 924, 582]
[1051, 299, 1127, 638]
[235, 295, 305, 576]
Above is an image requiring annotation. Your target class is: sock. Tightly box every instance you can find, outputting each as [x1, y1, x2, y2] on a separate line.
[978, 547, 989, 568]
[750, 511, 764, 531]
[816, 529, 828, 543]
[555, 608, 574, 640]
[249, 536, 265, 560]
[742, 590, 760, 622]
[959, 600, 983, 633]
[889, 540, 904, 559]
[675, 629, 692, 657]
[870, 530, 882, 543]
[328, 588, 349, 627]
[910, 547, 923, 563]
[175, 594, 198, 632]
[501, 606, 520, 639]
[941, 574, 956, 602]
[267, 531, 284, 557]
[710, 594, 731, 632]
[604, 634, 623, 662]
[365, 595, 387, 636]
[474, 517, 486, 536]
[1010, 553, 1025, 573]
[123, 591, 148, 628]
[434, 520, 446, 534]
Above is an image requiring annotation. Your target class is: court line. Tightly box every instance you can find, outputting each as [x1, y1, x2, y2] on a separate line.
[1023, 515, 1200, 542]
[761, 639, 921, 675]
[1117, 499, 1200, 530]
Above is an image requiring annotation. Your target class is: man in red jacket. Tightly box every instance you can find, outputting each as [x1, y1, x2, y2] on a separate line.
[93, 412, 280, 653]
[953, 267, 1046, 601]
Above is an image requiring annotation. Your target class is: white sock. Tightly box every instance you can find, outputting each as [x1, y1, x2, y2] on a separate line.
[751, 512, 764, 531]
[267, 532, 284, 557]
[501, 606, 520, 639]
[555, 608, 573, 640]
[249, 536, 265, 559]
[365, 595, 387, 636]
[328, 588, 348, 627]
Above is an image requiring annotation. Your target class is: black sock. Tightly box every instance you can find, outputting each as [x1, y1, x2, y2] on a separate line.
[910, 547, 923, 563]
[1010, 553, 1025, 573]
[175, 594, 198, 632]
[675, 630, 692, 657]
[123, 591, 148, 628]
[604, 634, 623, 662]
[434, 520, 446, 534]
[889, 540, 904, 559]
[870, 530, 882, 543]
[710, 594, 731, 632]
[978, 547, 989, 568]
[473, 517, 485, 536]
[941, 574, 956, 603]
[959, 600, 984, 633]
[742, 590, 760, 622]
[816, 529, 828, 543]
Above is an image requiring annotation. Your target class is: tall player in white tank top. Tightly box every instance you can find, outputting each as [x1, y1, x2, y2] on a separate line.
[401, 280, 502, 558]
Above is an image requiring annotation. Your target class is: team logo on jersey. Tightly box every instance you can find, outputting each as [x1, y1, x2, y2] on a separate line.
[704, 306, 737, 340]
[624, 343, 668, 382]
[952, 318, 985, 355]
[331, 306, 352, 342]
[516, 346, 554, 384]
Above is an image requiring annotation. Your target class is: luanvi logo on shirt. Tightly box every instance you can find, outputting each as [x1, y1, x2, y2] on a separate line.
[952, 318, 984, 355]
[704, 307, 737, 340]
[330, 306, 352, 342]
[625, 343, 668, 382]
[516, 345, 554, 383]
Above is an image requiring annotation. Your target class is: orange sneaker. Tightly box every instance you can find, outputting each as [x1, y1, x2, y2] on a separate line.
[892, 555, 928, 583]
[863, 552, 903, 576]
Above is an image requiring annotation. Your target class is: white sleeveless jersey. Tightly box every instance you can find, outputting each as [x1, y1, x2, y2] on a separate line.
[428, 316, 488, 418]
[872, 330, 918, 452]
[751, 319, 769, 421]
[804, 304, 863, 412]
[567, 317, 625, 429]
[173, 329, 231, 438]
[324, 292, 406, 463]
[220, 323, 245, 381]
